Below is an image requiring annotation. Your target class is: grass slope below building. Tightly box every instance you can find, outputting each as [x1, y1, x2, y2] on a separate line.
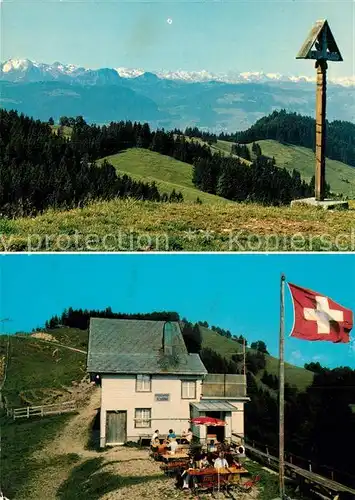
[98, 148, 230, 204]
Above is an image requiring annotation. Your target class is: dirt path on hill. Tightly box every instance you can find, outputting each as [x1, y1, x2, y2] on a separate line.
[16, 388, 258, 500]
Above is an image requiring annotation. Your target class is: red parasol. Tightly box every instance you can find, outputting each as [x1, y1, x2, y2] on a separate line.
[190, 416, 226, 426]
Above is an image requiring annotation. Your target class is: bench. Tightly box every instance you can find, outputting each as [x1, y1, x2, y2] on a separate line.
[138, 434, 152, 447]
[140, 434, 189, 448]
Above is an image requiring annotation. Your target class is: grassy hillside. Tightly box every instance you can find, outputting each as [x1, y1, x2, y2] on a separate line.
[49, 125, 355, 197]
[194, 136, 355, 197]
[200, 327, 314, 391]
[98, 148, 230, 204]
[0, 328, 88, 498]
[187, 136, 355, 197]
[183, 136, 252, 166]
[3, 196, 355, 251]
[0, 329, 87, 407]
[0, 413, 73, 499]
[249, 140, 355, 197]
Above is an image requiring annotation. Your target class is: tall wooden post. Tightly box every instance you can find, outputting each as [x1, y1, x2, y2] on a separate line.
[315, 59, 327, 201]
[296, 20, 343, 203]
[279, 274, 286, 499]
[243, 337, 246, 375]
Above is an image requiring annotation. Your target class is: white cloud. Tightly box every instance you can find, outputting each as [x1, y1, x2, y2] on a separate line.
[348, 339, 355, 354]
[290, 350, 304, 362]
[312, 355, 327, 362]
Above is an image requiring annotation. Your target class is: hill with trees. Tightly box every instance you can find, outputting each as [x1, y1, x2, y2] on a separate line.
[3, 109, 355, 250]
[0, 110, 186, 218]
[97, 149, 229, 204]
[1, 109, 329, 219]
[222, 109, 355, 167]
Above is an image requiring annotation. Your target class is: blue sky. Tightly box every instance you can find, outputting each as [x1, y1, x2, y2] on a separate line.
[1, 253, 354, 370]
[1, 0, 354, 78]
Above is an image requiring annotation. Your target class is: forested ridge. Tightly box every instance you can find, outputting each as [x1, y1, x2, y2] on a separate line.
[220, 109, 355, 167]
[0, 110, 185, 217]
[1, 109, 337, 218]
[42, 307, 355, 489]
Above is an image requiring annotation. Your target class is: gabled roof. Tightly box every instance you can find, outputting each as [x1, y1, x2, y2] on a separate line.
[87, 318, 207, 375]
[296, 20, 343, 62]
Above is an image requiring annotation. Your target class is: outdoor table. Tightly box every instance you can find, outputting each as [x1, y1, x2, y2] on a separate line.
[161, 452, 190, 462]
[187, 466, 249, 488]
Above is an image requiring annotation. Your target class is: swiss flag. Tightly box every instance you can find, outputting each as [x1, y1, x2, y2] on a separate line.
[288, 283, 353, 343]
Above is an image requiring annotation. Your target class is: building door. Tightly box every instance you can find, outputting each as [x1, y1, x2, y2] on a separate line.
[206, 411, 225, 442]
[106, 411, 127, 444]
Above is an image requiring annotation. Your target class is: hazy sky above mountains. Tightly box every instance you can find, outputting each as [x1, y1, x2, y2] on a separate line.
[1, 0, 354, 78]
[1, 254, 355, 370]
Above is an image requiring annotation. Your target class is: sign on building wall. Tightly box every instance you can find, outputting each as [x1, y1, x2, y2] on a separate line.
[155, 393, 170, 401]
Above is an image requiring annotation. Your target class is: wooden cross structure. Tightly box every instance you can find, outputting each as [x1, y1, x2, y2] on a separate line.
[296, 20, 343, 201]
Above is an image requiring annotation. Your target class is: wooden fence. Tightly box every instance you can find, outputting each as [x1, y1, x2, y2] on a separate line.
[232, 433, 355, 498]
[7, 400, 76, 420]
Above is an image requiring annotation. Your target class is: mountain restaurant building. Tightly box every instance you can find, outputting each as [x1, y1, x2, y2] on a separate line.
[86, 318, 249, 447]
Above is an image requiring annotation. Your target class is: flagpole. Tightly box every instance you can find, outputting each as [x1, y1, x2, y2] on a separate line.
[243, 338, 246, 375]
[279, 274, 286, 499]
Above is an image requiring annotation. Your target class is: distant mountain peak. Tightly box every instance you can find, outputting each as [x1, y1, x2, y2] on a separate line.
[2, 58, 34, 72]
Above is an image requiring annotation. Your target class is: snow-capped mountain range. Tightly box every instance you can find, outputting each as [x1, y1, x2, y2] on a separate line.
[1, 58, 355, 87]
[1, 58, 354, 132]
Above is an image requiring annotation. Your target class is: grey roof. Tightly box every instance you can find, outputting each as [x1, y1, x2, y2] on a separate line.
[296, 20, 342, 61]
[191, 400, 242, 412]
[87, 318, 207, 375]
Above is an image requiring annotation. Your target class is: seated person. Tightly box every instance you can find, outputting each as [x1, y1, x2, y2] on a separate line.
[168, 438, 179, 455]
[207, 439, 217, 453]
[225, 452, 234, 466]
[232, 458, 241, 468]
[151, 429, 159, 445]
[167, 428, 176, 441]
[221, 440, 230, 452]
[198, 453, 211, 469]
[151, 437, 160, 452]
[181, 458, 197, 490]
[185, 428, 193, 443]
[157, 441, 168, 454]
[213, 452, 229, 470]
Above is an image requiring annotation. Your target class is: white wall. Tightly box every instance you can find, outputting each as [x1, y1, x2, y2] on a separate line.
[100, 374, 203, 445]
[230, 402, 245, 444]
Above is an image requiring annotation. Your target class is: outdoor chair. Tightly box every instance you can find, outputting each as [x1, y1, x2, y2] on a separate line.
[194, 473, 217, 493]
[160, 460, 189, 476]
[236, 474, 261, 492]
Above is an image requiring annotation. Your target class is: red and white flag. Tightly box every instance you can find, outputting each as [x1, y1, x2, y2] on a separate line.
[288, 283, 353, 343]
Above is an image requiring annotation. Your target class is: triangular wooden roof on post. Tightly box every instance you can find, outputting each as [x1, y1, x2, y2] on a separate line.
[296, 19, 343, 61]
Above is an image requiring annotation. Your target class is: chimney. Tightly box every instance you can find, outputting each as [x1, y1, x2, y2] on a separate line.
[163, 321, 174, 356]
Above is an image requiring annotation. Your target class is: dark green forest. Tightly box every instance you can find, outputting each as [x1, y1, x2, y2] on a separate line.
[42, 308, 355, 489]
[0, 110, 185, 217]
[221, 109, 355, 167]
[0, 109, 332, 217]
